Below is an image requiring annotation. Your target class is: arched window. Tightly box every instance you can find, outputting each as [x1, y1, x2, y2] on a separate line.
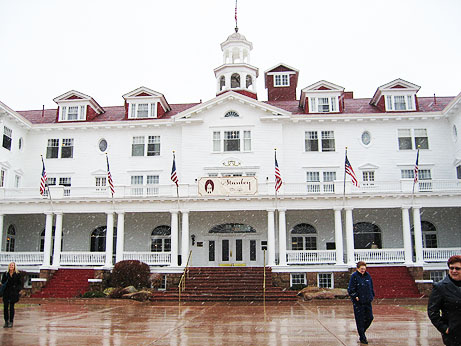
[246, 75, 252, 89]
[90, 226, 117, 252]
[353, 222, 382, 249]
[209, 223, 256, 234]
[220, 76, 226, 91]
[6, 225, 15, 252]
[418, 221, 437, 248]
[291, 223, 317, 250]
[40, 227, 56, 252]
[231, 73, 240, 88]
[151, 225, 171, 252]
[224, 111, 239, 118]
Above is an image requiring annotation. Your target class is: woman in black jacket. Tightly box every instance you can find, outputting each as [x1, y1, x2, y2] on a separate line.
[1, 262, 22, 328]
[428, 255, 461, 346]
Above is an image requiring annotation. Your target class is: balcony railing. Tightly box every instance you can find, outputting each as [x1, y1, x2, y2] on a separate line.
[0, 252, 44, 265]
[354, 248, 405, 263]
[60, 252, 106, 265]
[1, 179, 460, 201]
[123, 252, 171, 265]
[286, 250, 336, 264]
[423, 248, 461, 262]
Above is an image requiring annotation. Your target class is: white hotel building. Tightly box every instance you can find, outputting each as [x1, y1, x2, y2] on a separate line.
[1, 29, 460, 289]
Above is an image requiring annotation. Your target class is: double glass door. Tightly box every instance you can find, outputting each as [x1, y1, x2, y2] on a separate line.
[209, 238, 259, 266]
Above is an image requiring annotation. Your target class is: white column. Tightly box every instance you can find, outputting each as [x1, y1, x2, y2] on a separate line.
[345, 208, 355, 266]
[105, 212, 114, 268]
[181, 210, 190, 267]
[413, 206, 424, 264]
[402, 207, 413, 264]
[267, 209, 276, 266]
[42, 212, 54, 267]
[115, 212, 125, 263]
[334, 208, 345, 265]
[170, 210, 179, 267]
[278, 209, 287, 266]
[52, 212, 63, 268]
[0, 214, 4, 252]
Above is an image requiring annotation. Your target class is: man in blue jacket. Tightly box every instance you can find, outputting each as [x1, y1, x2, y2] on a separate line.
[348, 261, 375, 344]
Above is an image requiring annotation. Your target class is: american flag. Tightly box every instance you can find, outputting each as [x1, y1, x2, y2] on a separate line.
[171, 153, 178, 187]
[40, 157, 47, 195]
[275, 151, 282, 192]
[106, 155, 115, 196]
[345, 155, 359, 187]
[414, 149, 419, 183]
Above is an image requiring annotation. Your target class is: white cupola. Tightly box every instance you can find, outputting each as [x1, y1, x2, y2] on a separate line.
[214, 28, 259, 99]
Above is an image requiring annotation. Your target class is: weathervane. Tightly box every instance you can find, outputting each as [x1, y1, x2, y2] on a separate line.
[234, 0, 238, 32]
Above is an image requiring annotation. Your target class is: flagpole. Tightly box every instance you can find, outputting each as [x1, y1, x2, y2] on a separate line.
[411, 146, 420, 205]
[41, 155, 54, 212]
[343, 147, 347, 203]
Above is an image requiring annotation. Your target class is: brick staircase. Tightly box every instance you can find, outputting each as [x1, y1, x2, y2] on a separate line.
[366, 266, 422, 298]
[151, 267, 298, 302]
[31, 269, 95, 298]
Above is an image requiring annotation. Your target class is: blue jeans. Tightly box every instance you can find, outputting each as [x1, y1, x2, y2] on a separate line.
[353, 302, 373, 339]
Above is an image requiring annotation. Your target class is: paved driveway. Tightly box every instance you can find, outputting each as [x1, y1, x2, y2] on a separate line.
[0, 298, 441, 345]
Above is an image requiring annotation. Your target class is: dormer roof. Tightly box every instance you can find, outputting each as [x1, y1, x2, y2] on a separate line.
[122, 86, 171, 112]
[370, 78, 421, 106]
[264, 63, 299, 75]
[53, 90, 105, 114]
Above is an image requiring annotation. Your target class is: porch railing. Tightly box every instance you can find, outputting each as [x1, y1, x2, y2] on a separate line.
[286, 250, 336, 264]
[0, 252, 44, 265]
[354, 248, 405, 263]
[123, 252, 171, 265]
[423, 248, 461, 262]
[2, 179, 461, 201]
[60, 252, 106, 265]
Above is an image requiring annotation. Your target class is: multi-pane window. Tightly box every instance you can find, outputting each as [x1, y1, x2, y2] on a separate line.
[61, 138, 74, 158]
[306, 172, 320, 193]
[424, 234, 437, 248]
[457, 166, 461, 179]
[290, 273, 307, 286]
[430, 271, 445, 283]
[323, 171, 336, 193]
[129, 103, 157, 119]
[2, 126, 12, 150]
[147, 136, 160, 156]
[0, 169, 5, 187]
[305, 131, 335, 152]
[132, 136, 161, 156]
[306, 171, 336, 193]
[14, 175, 20, 188]
[146, 175, 159, 195]
[95, 177, 107, 191]
[6, 225, 15, 252]
[401, 169, 415, 179]
[305, 131, 318, 151]
[46, 138, 74, 158]
[130, 174, 159, 196]
[47, 139, 59, 158]
[321, 131, 335, 151]
[274, 74, 289, 87]
[291, 224, 317, 250]
[131, 175, 143, 196]
[59, 177, 72, 196]
[318, 273, 333, 288]
[398, 128, 429, 150]
[151, 226, 171, 252]
[309, 97, 338, 113]
[362, 171, 375, 186]
[386, 95, 415, 111]
[59, 105, 86, 121]
[213, 130, 251, 152]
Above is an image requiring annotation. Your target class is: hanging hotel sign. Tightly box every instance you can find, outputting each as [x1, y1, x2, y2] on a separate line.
[198, 177, 257, 196]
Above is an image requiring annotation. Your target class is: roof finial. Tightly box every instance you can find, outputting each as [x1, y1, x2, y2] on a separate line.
[234, 0, 238, 32]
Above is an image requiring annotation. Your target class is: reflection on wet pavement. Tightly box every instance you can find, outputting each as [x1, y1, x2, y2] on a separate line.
[0, 299, 442, 345]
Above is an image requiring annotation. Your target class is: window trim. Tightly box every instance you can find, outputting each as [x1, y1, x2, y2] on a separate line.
[305, 130, 336, 152]
[398, 128, 429, 150]
[308, 96, 339, 113]
[273, 73, 290, 87]
[212, 130, 252, 153]
[131, 135, 161, 157]
[290, 273, 307, 287]
[317, 273, 334, 288]
[59, 104, 87, 121]
[385, 94, 415, 112]
[128, 102, 158, 119]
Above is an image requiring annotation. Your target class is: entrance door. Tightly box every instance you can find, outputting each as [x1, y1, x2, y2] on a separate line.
[208, 238, 263, 266]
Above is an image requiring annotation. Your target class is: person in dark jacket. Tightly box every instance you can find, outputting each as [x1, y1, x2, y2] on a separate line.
[1, 262, 22, 328]
[428, 255, 461, 346]
[348, 261, 375, 344]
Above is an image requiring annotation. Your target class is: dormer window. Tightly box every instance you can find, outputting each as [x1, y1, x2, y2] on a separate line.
[59, 105, 87, 121]
[309, 97, 338, 113]
[274, 74, 289, 87]
[385, 95, 415, 111]
[129, 102, 157, 119]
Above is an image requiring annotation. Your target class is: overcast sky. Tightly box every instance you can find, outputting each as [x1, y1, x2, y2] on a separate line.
[0, 0, 460, 111]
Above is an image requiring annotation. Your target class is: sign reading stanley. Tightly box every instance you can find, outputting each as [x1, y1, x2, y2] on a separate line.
[198, 177, 258, 196]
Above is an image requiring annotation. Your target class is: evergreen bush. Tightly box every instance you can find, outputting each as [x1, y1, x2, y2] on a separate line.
[108, 260, 150, 289]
